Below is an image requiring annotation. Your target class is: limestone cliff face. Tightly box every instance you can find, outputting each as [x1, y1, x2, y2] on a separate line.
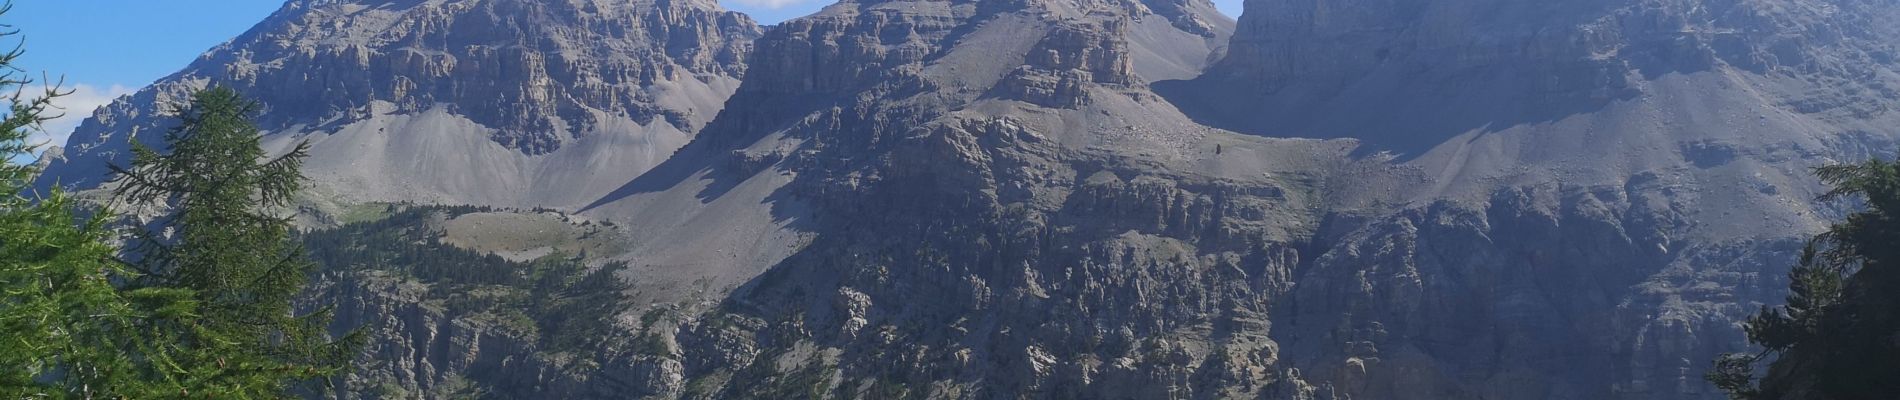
[243, 0, 755, 153]
[307, 271, 565, 399]
[40, 0, 760, 208]
[1211, 0, 1900, 103]
[308, 270, 690, 399]
[997, 20, 1138, 108]
[1282, 190, 1804, 399]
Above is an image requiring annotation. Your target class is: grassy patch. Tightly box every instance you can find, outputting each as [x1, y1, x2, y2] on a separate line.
[336, 202, 400, 224]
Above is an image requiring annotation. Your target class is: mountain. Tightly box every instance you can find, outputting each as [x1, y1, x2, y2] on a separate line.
[39, 0, 761, 208]
[581, 0, 1900, 398]
[1152, 0, 1900, 398]
[40, 0, 1900, 398]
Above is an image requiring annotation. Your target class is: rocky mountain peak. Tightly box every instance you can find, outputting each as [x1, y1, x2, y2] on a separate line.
[663, 0, 1228, 157]
[209, 0, 759, 153]
[562, 0, 1306, 395]
[1179, 0, 1900, 152]
[1232, 1, 1889, 74]
[41, 0, 761, 207]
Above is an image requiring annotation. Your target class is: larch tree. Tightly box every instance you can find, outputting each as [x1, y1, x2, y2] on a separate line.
[0, 3, 208, 396]
[1708, 157, 1900, 399]
[109, 86, 362, 398]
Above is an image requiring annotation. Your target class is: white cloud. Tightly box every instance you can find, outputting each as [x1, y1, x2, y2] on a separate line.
[725, 0, 810, 10]
[29, 83, 135, 149]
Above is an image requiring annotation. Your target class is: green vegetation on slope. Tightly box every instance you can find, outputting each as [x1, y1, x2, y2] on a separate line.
[302, 206, 636, 360]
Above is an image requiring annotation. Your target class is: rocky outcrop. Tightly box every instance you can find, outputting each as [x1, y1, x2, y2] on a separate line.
[307, 271, 570, 398]
[1283, 186, 1807, 399]
[996, 20, 1137, 107]
[1210, 0, 1900, 102]
[1177, 0, 1900, 154]
[39, 0, 760, 208]
[240, 0, 757, 152]
[309, 267, 703, 399]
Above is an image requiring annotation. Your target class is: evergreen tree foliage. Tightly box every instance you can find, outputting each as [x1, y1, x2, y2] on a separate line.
[0, 7, 213, 397]
[302, 206, 524, 287]
[109, 86, 361, 397]
[1709, 158, 1900, 399]
[301, 206, 635, 358]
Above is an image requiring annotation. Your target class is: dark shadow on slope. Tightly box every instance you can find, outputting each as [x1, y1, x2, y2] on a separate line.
[1154, 65, 1640, 162]
[579, 88, 837, 212]
[578, 145, 718, 211]
[577, 98, 766, 211]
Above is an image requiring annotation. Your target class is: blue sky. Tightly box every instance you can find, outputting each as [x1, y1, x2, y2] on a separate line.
[7, 1, 285, 151]
[5, 0, 1241, 150]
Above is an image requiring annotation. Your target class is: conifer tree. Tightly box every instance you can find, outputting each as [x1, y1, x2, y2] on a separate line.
[1708, 157, 1900, 399]
[0, 4, 207, 396]
[110, 86, 361, 397]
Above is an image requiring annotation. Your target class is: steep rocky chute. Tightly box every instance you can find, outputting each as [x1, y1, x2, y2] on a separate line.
[38, 0, 760, 208]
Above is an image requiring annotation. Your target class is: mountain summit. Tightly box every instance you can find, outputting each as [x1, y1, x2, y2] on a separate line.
[1184, 0, 1900, 155]
[41, 0, 760, 208]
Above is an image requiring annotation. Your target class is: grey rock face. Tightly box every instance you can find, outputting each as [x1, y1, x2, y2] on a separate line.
[309, 268, 701, 399]
[1181, 0, 1900, 152]
[249, 0, 756, 153]
[308, 271, 574, 399]
[594, 0, 1900, 399]
[39, 0, 760, 208]
[1285, 190, 1810, 399]
[997, 20, 1137, 107]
